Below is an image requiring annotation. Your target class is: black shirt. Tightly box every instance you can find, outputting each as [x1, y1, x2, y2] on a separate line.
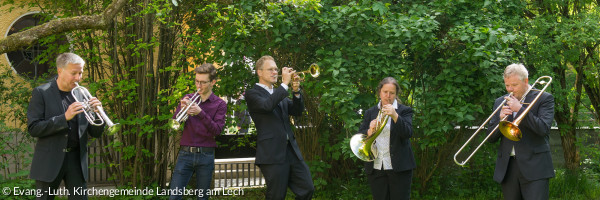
[60, 90, 80, 149]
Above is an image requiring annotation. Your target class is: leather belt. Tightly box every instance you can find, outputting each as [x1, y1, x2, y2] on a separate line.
[180, 146, 214, 153]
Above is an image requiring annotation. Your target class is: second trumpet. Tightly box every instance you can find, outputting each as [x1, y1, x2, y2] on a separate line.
[169, 89, 202, 130]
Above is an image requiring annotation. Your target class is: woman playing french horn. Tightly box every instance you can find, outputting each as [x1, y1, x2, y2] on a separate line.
[356, 77, 416, 200]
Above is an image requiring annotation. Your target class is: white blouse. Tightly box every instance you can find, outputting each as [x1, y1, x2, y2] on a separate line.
[373, 99, 398, 170]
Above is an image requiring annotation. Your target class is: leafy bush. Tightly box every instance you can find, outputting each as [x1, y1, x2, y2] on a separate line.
[550, 168, 600, 199]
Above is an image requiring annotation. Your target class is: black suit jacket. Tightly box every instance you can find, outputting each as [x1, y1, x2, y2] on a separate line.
[359, 103, 416, 174]
[245, 84, 304, 164]
[488, 90, 555, 183]
[27, 79, 104, 182]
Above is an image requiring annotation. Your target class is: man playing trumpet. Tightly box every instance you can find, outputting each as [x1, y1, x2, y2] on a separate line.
[27, 52, 106, 199]
[244, 55, 314, 199]
[169, 63, 227, 200]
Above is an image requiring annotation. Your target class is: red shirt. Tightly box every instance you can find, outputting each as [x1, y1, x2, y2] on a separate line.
[173, 92, 227, 147]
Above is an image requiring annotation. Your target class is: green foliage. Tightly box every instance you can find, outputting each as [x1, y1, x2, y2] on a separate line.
[305, 157, 332, 190]
[550, 169, 600, 199]
[314, 174, 372, 200]
[0, 123, 33, 181]
[416, 143, 500, 199]
[0, 67, 39, 183]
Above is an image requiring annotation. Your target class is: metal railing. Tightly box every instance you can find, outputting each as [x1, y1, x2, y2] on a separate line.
[212, 158, 265, 188]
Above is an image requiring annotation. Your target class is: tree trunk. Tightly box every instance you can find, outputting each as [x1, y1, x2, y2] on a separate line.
[559, 128, 580, 170]
[0, 0, 127, 54]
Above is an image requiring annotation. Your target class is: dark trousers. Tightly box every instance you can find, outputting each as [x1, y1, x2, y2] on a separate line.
[258, 142, 314, 200]
[35, 151, 87, 200]
[501, 156, 549, 200]
[367, 168, 413, 200]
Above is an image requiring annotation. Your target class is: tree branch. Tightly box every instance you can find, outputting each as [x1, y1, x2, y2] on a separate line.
[0, 0, 127, 54]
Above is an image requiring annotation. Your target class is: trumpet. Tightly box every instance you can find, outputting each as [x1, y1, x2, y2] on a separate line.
[297, 63, 320, 79]
[349, 108, 390, 161]
[453, 76, 552, 166]
[277, 63, 320, 80]
[169, 89, 202, 130]
[72, 83, 121, 134]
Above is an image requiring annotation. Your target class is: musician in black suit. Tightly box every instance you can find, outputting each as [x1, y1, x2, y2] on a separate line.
[244, 55, 314, 199]
[357, 77, 416, 200]
[27, 53, 105, 200]
[488, 63, 555, 200]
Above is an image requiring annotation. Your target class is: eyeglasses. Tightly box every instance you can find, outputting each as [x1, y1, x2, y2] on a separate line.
[261, 68, 279, 73]
[195, 80, 211, 85]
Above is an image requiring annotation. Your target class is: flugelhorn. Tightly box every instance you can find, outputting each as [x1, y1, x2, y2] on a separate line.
[453, 76, 552, 166]
[350, 108, 390, 161]
[72, 83, 121, 134]
[169, 89, 202, 130]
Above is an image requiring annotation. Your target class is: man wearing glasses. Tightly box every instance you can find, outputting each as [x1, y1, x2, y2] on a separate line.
[244, 55, 314, 199]
[169, 63, 227, 200]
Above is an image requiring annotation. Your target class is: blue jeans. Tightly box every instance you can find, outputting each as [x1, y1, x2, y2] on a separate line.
[169, 149, 215, 200]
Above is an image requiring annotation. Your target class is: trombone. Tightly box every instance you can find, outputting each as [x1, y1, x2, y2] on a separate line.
[499, 76, 552, 141]
[72, 83, 121, 134]
[453, 76, 552, 166]
[169, 89, 202, 130]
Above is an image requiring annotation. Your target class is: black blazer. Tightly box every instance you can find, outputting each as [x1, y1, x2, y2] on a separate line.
[359, 103, 416, 174]
[488, 90, 555, 183]
[245, 85, 304, 164]
[27, 79, 104, 182]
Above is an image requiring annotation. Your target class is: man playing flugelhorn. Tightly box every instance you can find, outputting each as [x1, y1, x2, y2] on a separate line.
[27, 52, 106, 199]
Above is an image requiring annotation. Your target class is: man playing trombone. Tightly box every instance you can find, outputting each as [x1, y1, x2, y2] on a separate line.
[27, 52, 106, 199]
[488, 63, 555, 200]
[244, 55, 314, 199]
[169, 63, 227, 200]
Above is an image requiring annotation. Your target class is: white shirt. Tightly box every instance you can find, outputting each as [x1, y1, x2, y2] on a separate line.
[511, 111, 518, 156]
[256, 83, 288, 94]
[373, 99, 398, 170]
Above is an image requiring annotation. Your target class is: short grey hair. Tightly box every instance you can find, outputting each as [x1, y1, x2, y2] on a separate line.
[503, 63, 528, 81]
[56, 53, 85, 69]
